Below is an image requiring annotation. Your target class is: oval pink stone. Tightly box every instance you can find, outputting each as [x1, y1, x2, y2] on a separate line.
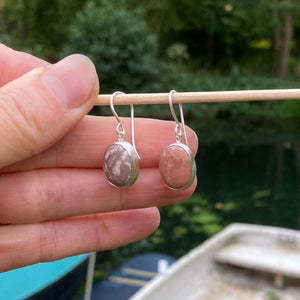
[159, 144, 193, 190]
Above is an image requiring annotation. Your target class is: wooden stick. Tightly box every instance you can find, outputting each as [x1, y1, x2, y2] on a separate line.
[95, 89, 300, 106]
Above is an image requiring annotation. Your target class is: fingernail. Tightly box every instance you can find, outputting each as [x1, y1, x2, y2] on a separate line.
[40, 54, 97, 109]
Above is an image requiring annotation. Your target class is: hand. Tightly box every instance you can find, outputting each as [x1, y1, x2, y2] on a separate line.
[0, 44, 197, 272]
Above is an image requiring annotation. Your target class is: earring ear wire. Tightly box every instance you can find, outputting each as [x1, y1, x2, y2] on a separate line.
[110, 91, 140, 159]
[103, 91, 140, 188]
[130, 103, 141, 160]
[159, 90, 197, 190]
[169, 90, 189, 147]
[110, 91, 126, 141]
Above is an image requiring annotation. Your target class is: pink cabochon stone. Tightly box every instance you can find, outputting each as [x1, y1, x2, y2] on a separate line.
[159, 144, 193, 189]
[104, 143, 132, 187]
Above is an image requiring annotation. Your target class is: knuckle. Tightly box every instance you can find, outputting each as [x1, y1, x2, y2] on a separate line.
[92, 214, 105, 249]
[32, 170, 63, 222]
[117, 188, 130, 211]
[38, 222, 58, 262]
[0, 87, 40, 157]
[30, 171, 51, 222]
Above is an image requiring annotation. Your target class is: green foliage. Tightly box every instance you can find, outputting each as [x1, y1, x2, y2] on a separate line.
[0, 0, 87, 59]
[146, 194, 224, 257]
[61, 1, 165, 93]
[126, 0, 278, 69]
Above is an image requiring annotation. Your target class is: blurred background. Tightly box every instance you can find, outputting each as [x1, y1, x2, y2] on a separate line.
[1, 0, 299, 281]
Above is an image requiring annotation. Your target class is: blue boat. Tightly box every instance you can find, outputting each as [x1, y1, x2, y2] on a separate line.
[79, 252, 175, 300]
[0, 252, 175, 300]
[0, 254, 89, 300]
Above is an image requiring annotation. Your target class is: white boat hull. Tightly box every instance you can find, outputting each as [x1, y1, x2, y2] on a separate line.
[131, 223, 300, 300]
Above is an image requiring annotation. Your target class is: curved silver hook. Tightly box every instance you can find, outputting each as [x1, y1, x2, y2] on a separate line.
[110, 91, 125, 141]
[110, 91, 140, 160]
[130, 102, 141, 160]
[169, 90, 189, 147]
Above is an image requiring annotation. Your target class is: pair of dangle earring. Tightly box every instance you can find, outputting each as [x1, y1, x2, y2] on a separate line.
[104, 90, 196, 190]
[159, 90, 196, 190]
[103, 92, 140, 188]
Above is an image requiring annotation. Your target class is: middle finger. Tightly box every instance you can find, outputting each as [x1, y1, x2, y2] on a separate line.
[0, 168, 197, 224]
[2, 115, 198, 172]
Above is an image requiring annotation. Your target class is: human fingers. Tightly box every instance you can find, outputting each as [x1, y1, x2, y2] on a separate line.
[2, 116, 198, 172]
[0, 208, 160, 272]
[0, 43, 50, 87]
[0, 168, 196, 224]
[0, 54, 99, 168]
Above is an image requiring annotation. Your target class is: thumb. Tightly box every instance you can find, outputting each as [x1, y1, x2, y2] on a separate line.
[0, 54, 99, 168]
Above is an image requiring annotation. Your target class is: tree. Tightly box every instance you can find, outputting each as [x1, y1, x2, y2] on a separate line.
[61, 1, 164, 93]
[0, 0, 88, 60]
[273, 0, 294, 78]
[125, 0, 276, 70]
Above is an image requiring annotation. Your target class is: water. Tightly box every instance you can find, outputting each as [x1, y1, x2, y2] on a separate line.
[197, 143, 300, 229]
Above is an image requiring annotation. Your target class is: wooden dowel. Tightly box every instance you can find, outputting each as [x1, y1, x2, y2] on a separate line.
[95, 89, 300, 106]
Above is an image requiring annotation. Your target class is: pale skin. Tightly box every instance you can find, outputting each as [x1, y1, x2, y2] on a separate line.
[0, 44, 197, 272]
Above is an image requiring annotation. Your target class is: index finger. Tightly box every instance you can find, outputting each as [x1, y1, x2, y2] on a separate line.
[0, 43, 50, 86]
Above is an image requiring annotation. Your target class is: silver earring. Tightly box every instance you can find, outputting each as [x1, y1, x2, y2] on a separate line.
[103, 91, 140, 187]
[159, 90, 196, 190]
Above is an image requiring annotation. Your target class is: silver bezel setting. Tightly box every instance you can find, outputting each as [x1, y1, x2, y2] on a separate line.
[104, 141, 139, 188]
